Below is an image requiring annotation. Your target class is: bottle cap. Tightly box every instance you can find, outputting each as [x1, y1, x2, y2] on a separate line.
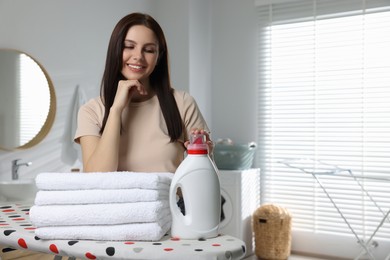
[187, 134, 208, 154]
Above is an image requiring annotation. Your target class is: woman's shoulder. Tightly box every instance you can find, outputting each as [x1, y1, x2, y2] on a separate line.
[81, 96, 104, 109]
[173, 89, 196, 105]
[79, 96, 104, 118]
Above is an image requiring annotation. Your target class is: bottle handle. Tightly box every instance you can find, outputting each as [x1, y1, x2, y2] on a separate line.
[170, 183, 185, 218]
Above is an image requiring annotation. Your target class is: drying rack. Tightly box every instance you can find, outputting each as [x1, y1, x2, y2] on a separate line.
[279, 158, 390, 260]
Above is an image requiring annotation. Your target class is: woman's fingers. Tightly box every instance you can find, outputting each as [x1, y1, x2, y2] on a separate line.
[186, 128, 214, 154]
[119, 79, 147, 96]
[191, 128, 211, 141]
[112, 80, 147, 110]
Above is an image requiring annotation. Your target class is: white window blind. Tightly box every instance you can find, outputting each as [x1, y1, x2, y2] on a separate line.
[256, 0, 390, 258]
[19, 53, 50, 145]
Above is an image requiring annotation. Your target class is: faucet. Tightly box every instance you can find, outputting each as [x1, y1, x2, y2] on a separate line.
[11, 159, 32, 180]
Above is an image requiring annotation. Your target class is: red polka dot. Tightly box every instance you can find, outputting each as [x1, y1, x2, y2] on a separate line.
[164, 248, 174, 251]
[24, 227, 36, 230]
[212, 243, 221, 246]
[2, 209, 15, 212]
[170, 237, 180, 241]
[12, 218, 25, 221]
[124, 241, 135, 245]
[49, 244, 59, 254]
[85, 252, 96, 259]
[18, 238, 28, 249]
[0, 224, 9, 226]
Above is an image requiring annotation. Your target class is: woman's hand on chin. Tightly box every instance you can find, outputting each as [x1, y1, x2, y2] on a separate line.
[111, 79, 148, 111]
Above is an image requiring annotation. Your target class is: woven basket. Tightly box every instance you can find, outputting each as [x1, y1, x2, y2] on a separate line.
[252, 204, 292, 260]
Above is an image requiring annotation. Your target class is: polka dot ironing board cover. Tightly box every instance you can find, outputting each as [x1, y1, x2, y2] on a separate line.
[0, 203, 246, 259]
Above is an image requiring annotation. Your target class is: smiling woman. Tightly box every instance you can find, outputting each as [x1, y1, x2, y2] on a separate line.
[75, 12, 212, 173]
[121, 26, 159, 84]
[0, 49, 56, 151]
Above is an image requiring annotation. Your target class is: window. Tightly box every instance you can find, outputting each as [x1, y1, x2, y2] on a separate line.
[256, 0, 390, 258]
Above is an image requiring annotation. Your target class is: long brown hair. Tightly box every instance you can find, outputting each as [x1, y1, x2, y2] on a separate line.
[99, 13, 182, 142]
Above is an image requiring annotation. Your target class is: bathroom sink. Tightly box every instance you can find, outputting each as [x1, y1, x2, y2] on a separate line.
[0, 179, 38, 202]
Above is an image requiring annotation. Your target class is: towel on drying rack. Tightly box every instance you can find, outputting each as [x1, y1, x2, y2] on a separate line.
[34, 188, 169, 205]
[34, 219, 171, 241]
[35, 172, 174, 191]
[29, 200, 170, 227]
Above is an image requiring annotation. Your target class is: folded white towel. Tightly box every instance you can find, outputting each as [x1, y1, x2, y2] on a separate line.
[34, 220, 171, 241]
[34, 189, 169, 205]
[29, 201, 170, 227]
[35, 172, 174, 191]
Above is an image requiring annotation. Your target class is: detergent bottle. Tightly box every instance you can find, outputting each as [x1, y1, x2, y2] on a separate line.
[169, 133, 221, 239]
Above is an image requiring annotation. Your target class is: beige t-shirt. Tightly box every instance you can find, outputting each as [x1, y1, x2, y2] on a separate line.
[74, 90, 209, 173]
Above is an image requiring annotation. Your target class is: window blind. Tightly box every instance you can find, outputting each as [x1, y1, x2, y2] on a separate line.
[19, 53, 50, 144]
[256, 0, 390, 258]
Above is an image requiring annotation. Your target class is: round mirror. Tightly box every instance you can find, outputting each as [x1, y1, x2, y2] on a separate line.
[0, 49, 56, 151]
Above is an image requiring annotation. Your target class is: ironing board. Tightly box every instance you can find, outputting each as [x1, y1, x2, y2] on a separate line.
[280, 158, 390, 260]
[0, 202, 246, 260]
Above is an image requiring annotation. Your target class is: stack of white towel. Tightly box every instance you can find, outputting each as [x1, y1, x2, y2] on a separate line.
[29, 172, 174, 241]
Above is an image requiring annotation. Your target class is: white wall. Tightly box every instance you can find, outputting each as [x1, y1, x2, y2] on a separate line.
[0, 0, 258, 180]
[189, 0, 213, 127]
[187, 0, 258, 143]
[210, 0, 258, 143]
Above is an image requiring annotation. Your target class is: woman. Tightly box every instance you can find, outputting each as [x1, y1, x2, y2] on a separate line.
[74, 12, 213, 172]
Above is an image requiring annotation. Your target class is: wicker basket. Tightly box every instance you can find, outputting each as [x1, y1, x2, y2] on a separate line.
[252, 204, 292, 260]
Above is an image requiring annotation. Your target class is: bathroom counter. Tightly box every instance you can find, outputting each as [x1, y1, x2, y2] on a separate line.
[0, 202, 246, 259]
